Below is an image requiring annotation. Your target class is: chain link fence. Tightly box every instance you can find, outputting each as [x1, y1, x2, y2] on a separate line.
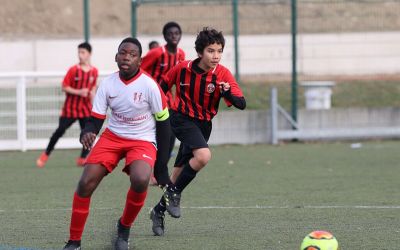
[133, 0, 400, 110]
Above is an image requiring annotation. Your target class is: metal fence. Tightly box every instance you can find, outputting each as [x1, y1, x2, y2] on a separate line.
[132, 0, 400, 79]
[0, 72, 111, 151]
[132, 0, 400, 120]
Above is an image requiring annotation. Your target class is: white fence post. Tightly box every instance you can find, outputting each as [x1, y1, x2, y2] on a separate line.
[270, 87, 278, 145]
[17, 76, 27, 151]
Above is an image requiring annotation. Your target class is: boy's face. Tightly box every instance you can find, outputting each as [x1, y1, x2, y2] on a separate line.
[78, 48, 91, 64]
[164, 26, 181, 46]
[115, 42, 142, 78]
[199, 43, 223, 69]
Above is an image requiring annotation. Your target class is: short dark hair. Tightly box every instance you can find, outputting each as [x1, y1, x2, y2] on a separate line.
[118, 37, 142, 56]
[162, 21, 182, 36]
[195, 27, 225, 54]
[149, 40, 159, 49]
[78, 42, 92, 53]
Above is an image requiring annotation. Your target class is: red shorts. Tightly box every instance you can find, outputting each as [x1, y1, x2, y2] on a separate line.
[85, 128, 157, 174]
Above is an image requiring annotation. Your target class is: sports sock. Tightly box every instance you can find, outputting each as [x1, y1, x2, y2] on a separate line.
[69, 192, 91, 241]
[154, 181, 175, 213]
[154, 196, 167, 213]
[174, 163, 198, 193]
[120, 188, 147, 227]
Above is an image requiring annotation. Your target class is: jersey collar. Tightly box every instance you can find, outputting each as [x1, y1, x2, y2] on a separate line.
[188, 58, 218, 74]
[163, 45, 180, 56]
[119, 69, 142, 85]
[76, 63, 93, 73]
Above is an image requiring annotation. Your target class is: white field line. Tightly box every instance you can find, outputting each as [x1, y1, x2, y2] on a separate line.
[1, 205, 400, 213]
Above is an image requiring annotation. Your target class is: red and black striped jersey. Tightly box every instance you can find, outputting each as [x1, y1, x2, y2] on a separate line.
[61, 64, 98, 118]
[141, 45, 185, 107]
[162, 58, 244, 121]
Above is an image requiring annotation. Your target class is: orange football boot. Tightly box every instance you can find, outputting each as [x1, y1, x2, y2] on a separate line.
[36, 152, 49, 168]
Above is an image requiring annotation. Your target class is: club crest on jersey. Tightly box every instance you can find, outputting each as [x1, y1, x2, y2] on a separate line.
[133, 92, 143, 103]
[89, 76, 95, 83]
[207, 83, 216, 93]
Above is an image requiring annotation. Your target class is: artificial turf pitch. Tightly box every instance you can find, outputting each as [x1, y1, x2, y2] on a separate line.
[0, 142, 399, 249]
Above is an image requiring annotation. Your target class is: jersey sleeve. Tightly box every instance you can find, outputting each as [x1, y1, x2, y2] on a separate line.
[91, 79, 108, 119]
[89, 67, 99, 90]
[161, 63, 180, 91]
[149, 82, 169, 121]
[141, 49, 160, 74]
[221, 69, 244, 107]
[62, 67, 75, 87]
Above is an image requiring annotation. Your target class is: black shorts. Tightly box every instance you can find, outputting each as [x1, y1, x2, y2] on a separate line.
[170, 111, 212, 167]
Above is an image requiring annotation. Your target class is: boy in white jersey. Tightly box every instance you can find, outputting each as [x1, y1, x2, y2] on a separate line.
[63, 38, 171, 250]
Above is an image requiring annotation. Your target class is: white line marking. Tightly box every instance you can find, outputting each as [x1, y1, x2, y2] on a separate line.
[303, 205, 400, 209]
[184, 205, 400, 209]
[1, 205, 400, 213]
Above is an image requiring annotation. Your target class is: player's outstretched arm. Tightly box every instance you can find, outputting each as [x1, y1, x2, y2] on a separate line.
[220, 82, 246, 110]
[79, 116, 104, 150]
[153, 108, 171, 187]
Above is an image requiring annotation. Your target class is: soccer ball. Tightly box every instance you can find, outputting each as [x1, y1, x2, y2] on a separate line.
[300, 231, 339, 250]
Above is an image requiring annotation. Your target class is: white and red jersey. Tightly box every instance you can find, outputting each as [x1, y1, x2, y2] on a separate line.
[91, 69, 167, 144]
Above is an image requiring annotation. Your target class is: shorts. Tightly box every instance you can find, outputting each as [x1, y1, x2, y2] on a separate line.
[170, 111, 212, 167]
[85, 128, 157, 175]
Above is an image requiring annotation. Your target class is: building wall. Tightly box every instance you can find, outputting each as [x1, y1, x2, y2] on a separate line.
[1, 32, 400, 76]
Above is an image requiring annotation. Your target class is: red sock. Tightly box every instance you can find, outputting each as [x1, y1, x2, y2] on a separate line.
[69, 192, 91, 241]
[120, 188, 147, 227]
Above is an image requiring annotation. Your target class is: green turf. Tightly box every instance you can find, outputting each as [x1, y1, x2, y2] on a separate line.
[1, 142, 400, 249]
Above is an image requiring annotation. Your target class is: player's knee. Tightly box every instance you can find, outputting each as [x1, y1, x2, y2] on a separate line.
[77, 176, 97, 196]
[130, 174, 150, 193]
[195, 148, 211, 166]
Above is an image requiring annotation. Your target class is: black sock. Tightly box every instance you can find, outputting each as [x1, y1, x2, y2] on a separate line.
[154, 196, 167, 213]
[174, 163, 198, 193]
[166, 181, 175, 191]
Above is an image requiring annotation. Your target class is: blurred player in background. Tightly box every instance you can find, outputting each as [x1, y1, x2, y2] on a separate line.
[149, 27, 246, 236]
[141, 22, 186, 185]
[36, 42, 98, 168]
[63, 38, 171, 250]
[148, 40, 160, 50]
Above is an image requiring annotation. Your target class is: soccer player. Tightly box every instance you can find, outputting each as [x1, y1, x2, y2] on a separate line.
[63, 38, 171, 250]
[148, 40, 160, 50]
[36, 42, 98, 168]
[149, 27, 246, 236]
[141, 22, 186, 186]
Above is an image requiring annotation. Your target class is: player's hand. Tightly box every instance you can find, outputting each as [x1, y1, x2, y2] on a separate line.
[79, 88, 90, 97]
[80, 132, 96, 150]
[219, 82, 231, 94]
